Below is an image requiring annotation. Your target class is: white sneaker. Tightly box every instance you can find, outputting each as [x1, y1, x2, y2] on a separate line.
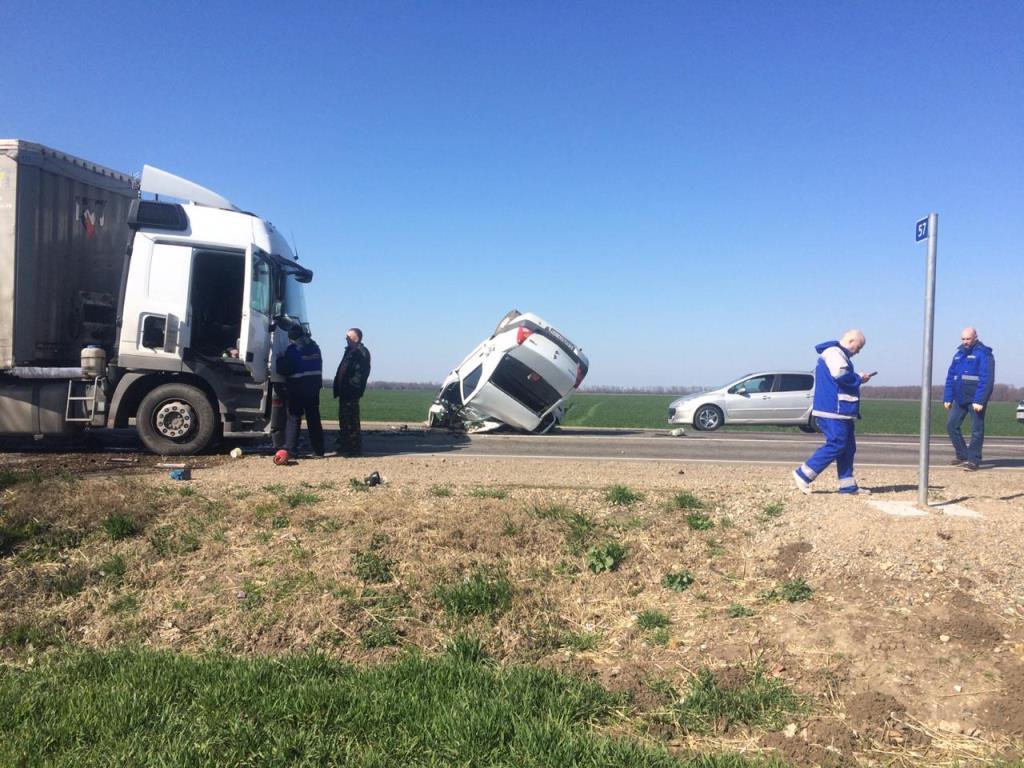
[840, 487, 872, 496]
[792, 470, 811, 495]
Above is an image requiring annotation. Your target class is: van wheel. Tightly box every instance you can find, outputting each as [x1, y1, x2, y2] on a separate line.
[693, 405, 723, 431]
[137, 383, 217, 455]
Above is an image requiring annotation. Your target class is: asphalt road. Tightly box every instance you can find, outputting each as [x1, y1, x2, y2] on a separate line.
[361, 425, 1024, 470]
[3, 425, 1023, 471]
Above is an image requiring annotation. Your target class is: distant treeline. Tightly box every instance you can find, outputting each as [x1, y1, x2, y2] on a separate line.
[357, 381, 1024, 401]
[866, 384, 1023, 402]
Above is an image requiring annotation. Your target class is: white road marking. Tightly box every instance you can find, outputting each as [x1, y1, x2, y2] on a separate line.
[869, 500, 983, 518]
[479, 433, 1024, 451]
[393, 451, 1023, 470]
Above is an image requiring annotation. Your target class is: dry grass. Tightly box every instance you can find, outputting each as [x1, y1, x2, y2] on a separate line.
[2, 455, 1023, 767]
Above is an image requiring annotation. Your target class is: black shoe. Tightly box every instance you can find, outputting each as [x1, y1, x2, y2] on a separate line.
[963, 462, 979, 471]
[949, 458, 966, 466]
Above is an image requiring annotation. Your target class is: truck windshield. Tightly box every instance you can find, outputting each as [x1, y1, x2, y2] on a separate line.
[280, 274, 308, 325]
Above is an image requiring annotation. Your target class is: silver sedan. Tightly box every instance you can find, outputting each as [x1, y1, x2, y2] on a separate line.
[668, 371, 817, 431]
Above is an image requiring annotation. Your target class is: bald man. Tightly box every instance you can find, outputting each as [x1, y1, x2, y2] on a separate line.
[943, 327, 995, 471]
[793, 330, 876, 495]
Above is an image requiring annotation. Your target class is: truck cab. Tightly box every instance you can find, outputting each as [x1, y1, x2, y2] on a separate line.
[105, 167, 312, 454]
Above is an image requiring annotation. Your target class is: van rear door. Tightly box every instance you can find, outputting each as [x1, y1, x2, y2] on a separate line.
[238, 245, 272, 382]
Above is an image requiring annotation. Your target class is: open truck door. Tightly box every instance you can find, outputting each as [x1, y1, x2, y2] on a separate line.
[239, 245, 273, 383]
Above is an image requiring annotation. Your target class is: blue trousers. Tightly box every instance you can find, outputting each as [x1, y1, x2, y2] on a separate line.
[947, 401, 985, 464]
[795, 417, 860, 493]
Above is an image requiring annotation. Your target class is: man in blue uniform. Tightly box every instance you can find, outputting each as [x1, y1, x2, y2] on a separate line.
[793, 329, 876, 495]
[943, 326, 995, 471]
[275, 324, 325, 461]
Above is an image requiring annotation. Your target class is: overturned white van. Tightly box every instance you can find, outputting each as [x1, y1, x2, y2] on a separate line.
[427, 310, 589, 433]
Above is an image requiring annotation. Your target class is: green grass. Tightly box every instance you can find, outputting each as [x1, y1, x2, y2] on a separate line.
[685, 512, 714, 531]
[636, 610, 670, 630]
[332, 388, 1024, 436]
[671, 665, 804, 734]
[0, 648, 783, 767]
[605, 485, 644, 506]
[0, 468, 41, 491]
[102, 513, 140, 541]
[586, 540, 627, 573]
[0, 621, 63, 650]
[434, 567, 514, 619]
[99, 554, 127, 582]
[726, 603, 753, 618]
[445, 632, 490, 663]
[662, 571, 695, 592]
[283, 490, 321, 508]
[352, 548, 395, 584]
[468, 486, 509, 499]
[672, 491, 704, 510]
[319, 388, 436, 422]
[761, 578, 814, 603]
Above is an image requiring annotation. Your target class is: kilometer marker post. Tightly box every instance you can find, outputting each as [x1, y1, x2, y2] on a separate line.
[916, 213, 938, 507]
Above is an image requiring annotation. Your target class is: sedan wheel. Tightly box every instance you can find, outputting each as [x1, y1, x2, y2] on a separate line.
[693, 405, 723, 431]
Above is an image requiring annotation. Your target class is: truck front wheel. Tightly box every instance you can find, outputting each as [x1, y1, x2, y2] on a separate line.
[137, 383, 217, 455]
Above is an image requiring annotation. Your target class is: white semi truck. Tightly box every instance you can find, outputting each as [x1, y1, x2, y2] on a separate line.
[0, 139, 313, 454]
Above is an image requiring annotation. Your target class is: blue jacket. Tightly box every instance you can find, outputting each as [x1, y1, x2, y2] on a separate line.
[276, 338, 323, 394]
[943, 340, 994, 406]
[811, 340, 863, 419]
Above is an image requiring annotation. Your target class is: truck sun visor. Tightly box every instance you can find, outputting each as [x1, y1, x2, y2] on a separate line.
[272, 253, 313, 283]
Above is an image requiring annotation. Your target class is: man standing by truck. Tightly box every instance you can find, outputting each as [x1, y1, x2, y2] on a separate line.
[943, 326, 995, 471]
[333, 328, 371, 457]
[275, 324, 325, 462]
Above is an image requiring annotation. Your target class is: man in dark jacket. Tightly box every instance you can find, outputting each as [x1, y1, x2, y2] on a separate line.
[943, 326, 995, 471]
[275, 324, 325, 461]
[333, 327, 371, 457]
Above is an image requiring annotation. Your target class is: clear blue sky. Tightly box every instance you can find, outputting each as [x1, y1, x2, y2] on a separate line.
[5, 1, 1022, 387]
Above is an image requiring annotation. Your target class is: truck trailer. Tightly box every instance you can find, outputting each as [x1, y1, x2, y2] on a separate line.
[0, 139, 312, 454]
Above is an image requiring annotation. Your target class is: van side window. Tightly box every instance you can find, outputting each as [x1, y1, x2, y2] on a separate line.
[779, 374, 814, 392]
[250, 257, 272, 315]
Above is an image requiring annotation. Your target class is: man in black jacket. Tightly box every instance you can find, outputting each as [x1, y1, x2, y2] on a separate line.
[333, 328, 371, 457]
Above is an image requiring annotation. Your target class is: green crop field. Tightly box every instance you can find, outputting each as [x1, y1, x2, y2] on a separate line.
[320, 388, 1023, 437]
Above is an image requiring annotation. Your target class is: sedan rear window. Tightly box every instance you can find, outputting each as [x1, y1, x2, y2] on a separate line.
[490, 354, 562, 416]
[778, 374, 814, 392]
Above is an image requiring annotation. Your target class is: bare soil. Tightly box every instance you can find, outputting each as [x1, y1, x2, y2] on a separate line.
[2, 447, 1022, 767]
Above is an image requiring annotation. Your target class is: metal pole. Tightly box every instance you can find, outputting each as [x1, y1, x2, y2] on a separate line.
[918, 212, 938, 507]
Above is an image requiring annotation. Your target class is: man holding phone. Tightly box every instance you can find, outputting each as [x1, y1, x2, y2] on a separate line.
[793, 329, 875, 495]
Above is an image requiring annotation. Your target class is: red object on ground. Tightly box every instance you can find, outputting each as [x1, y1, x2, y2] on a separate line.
[273, 449, 290, 465]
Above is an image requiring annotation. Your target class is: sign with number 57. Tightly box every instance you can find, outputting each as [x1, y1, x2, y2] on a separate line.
[915, 217, 929, 242]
